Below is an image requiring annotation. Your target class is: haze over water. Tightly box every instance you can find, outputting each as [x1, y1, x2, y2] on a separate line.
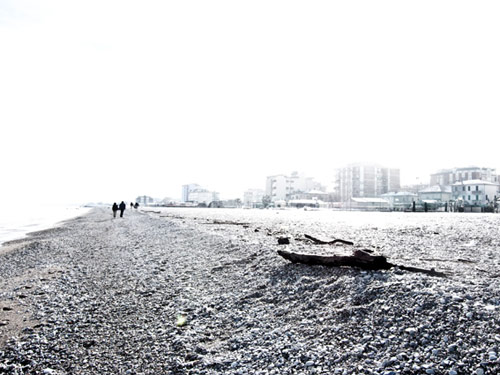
[0, 204, 91, 246]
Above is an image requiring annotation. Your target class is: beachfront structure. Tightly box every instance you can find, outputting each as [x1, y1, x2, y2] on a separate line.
[452, 180, 499, 207]
[182, 183, 219, 205]
[430, 167, 499, 186]
[334, 163, 400, 202]
[290, 189, 329, 201]
[288, 199, 327, 208]
[418, 185, 452, 203]
[265, 172, 323, 202]
[243, 189, 265, 208]
[350, 197, 391, 211]
[380, 191, 417, 210]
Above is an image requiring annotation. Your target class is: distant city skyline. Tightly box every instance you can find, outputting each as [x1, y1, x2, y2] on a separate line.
[1, 1, 499, 206]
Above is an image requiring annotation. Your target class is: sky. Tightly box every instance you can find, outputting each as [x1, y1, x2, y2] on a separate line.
[1, 1, 499, 204]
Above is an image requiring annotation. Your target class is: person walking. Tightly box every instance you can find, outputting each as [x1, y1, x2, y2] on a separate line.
[112, 202, 118, 218]
[119, 201, 126, 218]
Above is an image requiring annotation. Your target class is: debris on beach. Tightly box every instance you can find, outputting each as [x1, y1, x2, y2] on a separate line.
[0, 207, 499, 375]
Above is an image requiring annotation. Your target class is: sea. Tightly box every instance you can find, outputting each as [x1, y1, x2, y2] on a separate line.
[0, 204, 92, 247]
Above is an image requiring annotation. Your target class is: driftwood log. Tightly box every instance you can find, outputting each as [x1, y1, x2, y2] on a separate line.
[277, 249, 447, 277]
[304, 234, 354, 246]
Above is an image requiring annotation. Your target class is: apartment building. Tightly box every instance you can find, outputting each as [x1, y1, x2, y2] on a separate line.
[334, 164, 400, 202]
[265, 172, 322, 202]
[430, 167, 498, 186]
[452, 180, 499, 206]
[181, 183, 219, 205]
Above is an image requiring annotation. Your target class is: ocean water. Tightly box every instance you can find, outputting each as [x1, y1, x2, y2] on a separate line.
[0, 204, 91, 246]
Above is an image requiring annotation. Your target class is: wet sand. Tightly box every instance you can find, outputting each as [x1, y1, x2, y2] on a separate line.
[1, 208, 499, 374]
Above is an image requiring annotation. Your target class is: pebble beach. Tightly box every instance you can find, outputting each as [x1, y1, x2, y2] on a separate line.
[1, 207, 499, 375]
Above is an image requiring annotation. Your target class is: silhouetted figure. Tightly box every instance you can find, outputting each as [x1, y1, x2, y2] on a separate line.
[130, 202, 134, 209]
[134, 202, 139, 209]
[119, 201, 126, 217]
[112, 202, 118, 218]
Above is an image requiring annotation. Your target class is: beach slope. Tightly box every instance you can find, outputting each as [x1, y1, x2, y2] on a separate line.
[1, 208, 499, 374]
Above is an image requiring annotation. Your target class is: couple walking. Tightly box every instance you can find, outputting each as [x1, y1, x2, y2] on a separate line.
[112, 201, 126, 218]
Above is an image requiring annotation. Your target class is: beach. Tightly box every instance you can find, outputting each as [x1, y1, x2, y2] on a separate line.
[1, 207, 499, 374]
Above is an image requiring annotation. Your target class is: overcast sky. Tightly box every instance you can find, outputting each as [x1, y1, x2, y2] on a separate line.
[1, 1, 499, 204]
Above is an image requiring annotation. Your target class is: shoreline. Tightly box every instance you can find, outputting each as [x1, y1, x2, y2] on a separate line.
[1, 207, 499, 374]
[0, 206, 92, 248]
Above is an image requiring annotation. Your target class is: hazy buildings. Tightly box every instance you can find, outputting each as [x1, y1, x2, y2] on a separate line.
[334, 164, 400, 202]
[430, 167, 499, 185]
[181, 184, 219, 205]
[265, 172, 323, 202]
[136, 195, 155, 206]
[243, 189, 265, 208]
[428, 167, 499, 208]
[418, 185, 452, 203]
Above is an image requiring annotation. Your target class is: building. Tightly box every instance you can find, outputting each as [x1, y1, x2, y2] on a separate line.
[181, 183, 219, 205]
[265, 172, 323, 202]
[290, 189, 329, 201]
[380, 191, 417, 210]
[288, 199, 327, 208]
[136, 195, 155, 206]
[430, 167, 499, 186]
[452, 180, 499, 207]
[243, 189, 265, 208]
[350, 197, 391, 211]
[334, 163, 400, 202]
[418, 185, 452, 203]
[182, 184, 200, 202]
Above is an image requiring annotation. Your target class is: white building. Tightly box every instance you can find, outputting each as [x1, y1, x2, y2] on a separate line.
[136, 195, 155, 206]
[182, 183, 219, 205]
[265, 172, 323, 202]
[182, 184, 200, 202]
[350, 197, 391, 211]
[243, 189, 265, 208]
[452, 180, 499, 206]
[334, 163, 400, 202]
[418, 185, 452, 202]
[431, 167, 498, 186]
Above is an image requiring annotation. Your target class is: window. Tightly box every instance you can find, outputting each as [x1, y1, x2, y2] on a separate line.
[462, 186, 465, 191]
[476, 195, 479, 201]
[476, 186, 479, 191]
[468, 195, 471, 201]
[468, 186, 471, 191]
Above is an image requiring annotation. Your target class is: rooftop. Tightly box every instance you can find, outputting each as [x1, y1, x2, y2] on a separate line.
[419, 185, 452, 193]
[452, 180, 499, 186]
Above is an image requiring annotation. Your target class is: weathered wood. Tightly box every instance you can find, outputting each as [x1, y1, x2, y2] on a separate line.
[277, 249, 392, 270]
[277, 249, 447, 277]
[278, 237, 290, 245]
[396, 265, 447, 277]
[304, 234, 354, 246]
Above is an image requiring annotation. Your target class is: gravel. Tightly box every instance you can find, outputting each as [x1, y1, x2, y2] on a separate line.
[1, 207, 499, 374]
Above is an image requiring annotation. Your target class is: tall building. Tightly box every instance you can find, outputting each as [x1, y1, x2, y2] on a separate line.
[266, 172, 323, 202]
[430, 167, 498, 186]
[181, 183, 219, 204]
[265, 172, 323, 202]
[334, 163, 400, 202]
